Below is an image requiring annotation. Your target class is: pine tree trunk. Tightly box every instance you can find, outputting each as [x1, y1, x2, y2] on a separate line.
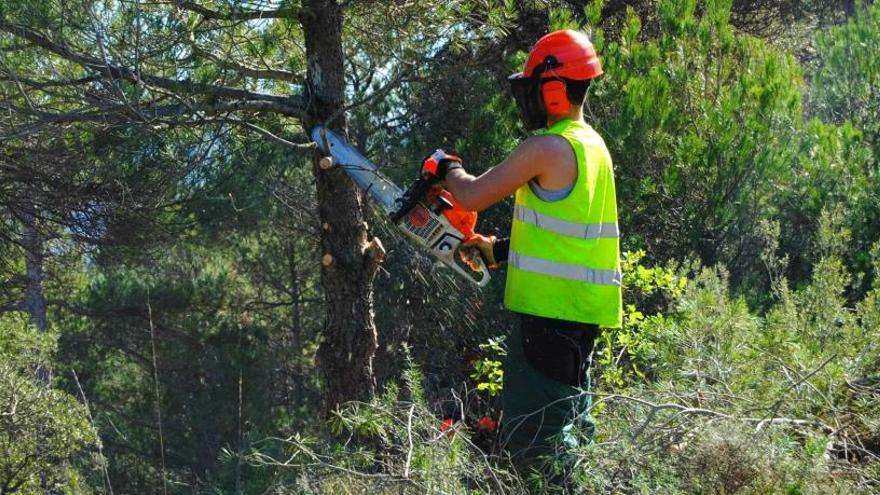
[21, 202, 50, 384]
[299, 0, 382, 412]
[20, 202, 52, 494]
[843, 0, 873, 16]
[288, 242, 301, 364]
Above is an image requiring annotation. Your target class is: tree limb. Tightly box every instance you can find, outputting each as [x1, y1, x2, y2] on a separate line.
[0, 302, 22, 314]
[1, 99, 309, 139]
[0, 74, 102, 89]
[191, 44, 303, 83]
[170, 0, 298, 21]
[0, 23, 308, 118]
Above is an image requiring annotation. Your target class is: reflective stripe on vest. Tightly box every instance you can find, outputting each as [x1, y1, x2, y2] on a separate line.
[514, 204, 619, 240]
[509, 251, 622, 286]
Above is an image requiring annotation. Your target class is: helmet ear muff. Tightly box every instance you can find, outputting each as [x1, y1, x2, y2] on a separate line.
[541, 79, 570, 116]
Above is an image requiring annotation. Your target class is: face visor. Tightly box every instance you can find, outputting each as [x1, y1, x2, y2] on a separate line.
[507, 72, 547, 131]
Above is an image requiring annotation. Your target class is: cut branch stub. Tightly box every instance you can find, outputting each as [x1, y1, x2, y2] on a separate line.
[321, 253, 334, 267]
[364, 237, 385, 282]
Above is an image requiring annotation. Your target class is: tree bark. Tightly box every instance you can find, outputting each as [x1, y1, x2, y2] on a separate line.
[299, 0, 382, 412]
[842, 0, 874, 17]
[288, 242, 302, 364]
[20, 201, 52, 494]
[21, 202, 50, 384]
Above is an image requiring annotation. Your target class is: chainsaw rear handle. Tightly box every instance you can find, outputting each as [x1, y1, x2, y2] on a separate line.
[444, 244, 491, 287]
[468, 247, 492, 287]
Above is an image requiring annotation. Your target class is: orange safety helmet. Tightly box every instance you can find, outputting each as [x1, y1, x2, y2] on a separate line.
[508, 30, 603, 130]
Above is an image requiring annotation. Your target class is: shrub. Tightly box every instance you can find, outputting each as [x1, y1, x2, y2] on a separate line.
[0, 318, 99, 493]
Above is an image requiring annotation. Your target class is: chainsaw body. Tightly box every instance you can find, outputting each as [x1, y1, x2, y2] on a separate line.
[395, 184, 490, 286]
[310, 126, 490, 287]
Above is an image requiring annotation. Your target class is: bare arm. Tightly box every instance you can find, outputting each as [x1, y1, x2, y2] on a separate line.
[444, 134, 576, 212]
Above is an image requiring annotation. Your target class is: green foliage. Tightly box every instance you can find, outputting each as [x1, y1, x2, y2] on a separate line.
[0, 319, 98, 493]
[548, 7, 580, 31]
[245, 247, 880, 493]
[807, 3, 880, 292]
[56, 241, 300, 493]
[469, 336, 506, 397]
[2, 0, 880, 493]
[813, 3, 880, 156]
[567, 251, 880, 492]
[595, 250, 685, 394]
[586, 0, 873, 298]
[584, 0, 605, 27]
[271, 360, 523, 494]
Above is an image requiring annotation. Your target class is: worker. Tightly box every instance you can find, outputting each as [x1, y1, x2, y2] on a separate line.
[420, 30, 623, 479]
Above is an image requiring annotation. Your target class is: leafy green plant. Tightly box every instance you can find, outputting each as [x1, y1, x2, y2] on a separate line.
[596, 250, 686, 391]
[0, 319, 99, 493]
[470, 336, 507, 398]
[256, 358, 524, 494]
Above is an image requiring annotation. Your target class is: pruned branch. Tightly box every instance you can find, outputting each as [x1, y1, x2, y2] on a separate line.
[224, 119, 316, 149]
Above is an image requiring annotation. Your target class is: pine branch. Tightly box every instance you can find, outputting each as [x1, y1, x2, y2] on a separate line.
[170, 0, 298, 21]
[2, 100, 307, 138]
[191, 44, 303, 82]
[0, 302, 23, 314]
[0, 23, 308, 120]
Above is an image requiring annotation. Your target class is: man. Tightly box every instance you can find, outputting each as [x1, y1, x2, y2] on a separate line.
[421, 30, 623, 474]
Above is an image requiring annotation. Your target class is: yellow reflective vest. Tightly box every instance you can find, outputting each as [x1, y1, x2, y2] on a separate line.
[504, 118, 623, 328]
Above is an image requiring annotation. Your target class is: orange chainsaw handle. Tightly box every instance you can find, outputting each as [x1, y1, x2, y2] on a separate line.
[426, 187, 478, 236]
[427, 187, 494, 273]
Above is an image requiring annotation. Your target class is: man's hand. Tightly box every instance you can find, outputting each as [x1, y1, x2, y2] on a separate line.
[459, 234, 497, 271]
[421, 149, 463, 182]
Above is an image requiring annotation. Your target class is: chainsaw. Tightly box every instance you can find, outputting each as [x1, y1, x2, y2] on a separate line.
[310, 127, 491, 287]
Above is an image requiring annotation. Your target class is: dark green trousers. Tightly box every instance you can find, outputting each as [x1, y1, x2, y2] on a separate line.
[500, 321, 595, 472]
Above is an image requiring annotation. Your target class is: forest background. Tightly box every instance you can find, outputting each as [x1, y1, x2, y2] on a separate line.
[1, 0, 879, 493]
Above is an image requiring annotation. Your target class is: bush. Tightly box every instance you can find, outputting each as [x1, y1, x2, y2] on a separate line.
[0, 318, 99, 493]
[574, 252, 879, 493]
[246, 360, 525, 494]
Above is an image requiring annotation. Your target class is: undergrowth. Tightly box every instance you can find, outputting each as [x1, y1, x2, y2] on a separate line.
[247, 246, 880, 493]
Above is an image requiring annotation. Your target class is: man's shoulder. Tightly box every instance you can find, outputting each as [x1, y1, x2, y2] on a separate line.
[515, 134, 575, 166]
[577, 124, 612, 161]
[524, 133, 572, 154]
